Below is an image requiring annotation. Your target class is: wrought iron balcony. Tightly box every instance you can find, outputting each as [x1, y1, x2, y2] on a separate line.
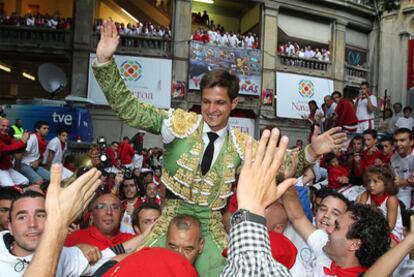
[0, 25, 72, 50]
[92, 33, 172, 57]
[278, 54, 330, 72]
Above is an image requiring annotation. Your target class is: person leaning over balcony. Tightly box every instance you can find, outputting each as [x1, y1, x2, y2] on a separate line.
[92, 19, 346, 276]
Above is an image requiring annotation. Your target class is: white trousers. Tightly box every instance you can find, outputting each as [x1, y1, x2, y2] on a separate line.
[0, 168, 29, 187]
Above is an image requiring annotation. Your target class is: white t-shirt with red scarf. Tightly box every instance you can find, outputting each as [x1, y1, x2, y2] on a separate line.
[21, 133, 47, 165]
[356, 95, 377, 122]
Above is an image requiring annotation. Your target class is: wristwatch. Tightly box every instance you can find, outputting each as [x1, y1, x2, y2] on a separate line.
[231, 209, 266, 226]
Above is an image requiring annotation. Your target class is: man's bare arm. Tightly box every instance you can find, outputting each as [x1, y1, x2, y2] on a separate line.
[282, 186, 316, 241]
[23, 165, 101, 277]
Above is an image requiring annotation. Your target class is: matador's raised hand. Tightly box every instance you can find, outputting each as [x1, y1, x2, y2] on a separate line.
[96, 19, 120, 64]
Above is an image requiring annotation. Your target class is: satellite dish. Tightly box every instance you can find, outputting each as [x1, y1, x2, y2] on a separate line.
[38, 63, 67, 99]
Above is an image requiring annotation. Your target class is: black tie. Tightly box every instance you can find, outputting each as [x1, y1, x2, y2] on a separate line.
[201, 132, 219, 175]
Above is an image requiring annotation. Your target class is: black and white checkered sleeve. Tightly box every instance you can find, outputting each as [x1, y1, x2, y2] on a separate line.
[221, 221, 291, 277]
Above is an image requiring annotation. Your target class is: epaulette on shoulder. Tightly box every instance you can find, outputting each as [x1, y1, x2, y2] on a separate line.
[230, 127, 257, 160]
[168, 109, 201, 138]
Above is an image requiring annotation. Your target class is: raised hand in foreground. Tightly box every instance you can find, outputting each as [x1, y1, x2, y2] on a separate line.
[237, 128, 297, 217]
[23, 164, 102, 277]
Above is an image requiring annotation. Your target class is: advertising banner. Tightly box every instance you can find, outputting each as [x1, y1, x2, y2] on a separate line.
[88, 53, 172, 109]
[276, 72, 333, 119]
[407, 39, 414, 90]
[188, 41, 262, 96]
[229, 117, 255, 137]
[4, 105, 93, 142]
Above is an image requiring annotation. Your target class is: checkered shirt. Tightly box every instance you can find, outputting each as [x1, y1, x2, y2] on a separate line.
[221, 221, 291, 277]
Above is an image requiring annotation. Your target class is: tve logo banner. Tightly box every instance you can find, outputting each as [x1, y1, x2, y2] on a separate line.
[4, 105, 93, 142]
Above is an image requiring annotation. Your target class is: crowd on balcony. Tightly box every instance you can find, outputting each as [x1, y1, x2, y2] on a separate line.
[278, 41, 330, 62]
[191, 27, 259, 49]
[94, 18, 171, 39]
[191, 10, 259, 49]
[0, 12, 72, 29]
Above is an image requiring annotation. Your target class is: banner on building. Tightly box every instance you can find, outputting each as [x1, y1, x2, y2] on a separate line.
[407, 39, 414, 90]
[88, 53, 172, 109]
[229, 117, 255, 137]
[276, 72, 333, 119]
[188, 41, 262, 96]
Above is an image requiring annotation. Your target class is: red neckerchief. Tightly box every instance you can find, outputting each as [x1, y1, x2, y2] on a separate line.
[0, 134, 11, 144]
[323, 262, 367, 277]
[371, 193, 390, 207]
[309, 110, 316, 121]
[35, 133, 47, 156]
[60, 141, 65, 151]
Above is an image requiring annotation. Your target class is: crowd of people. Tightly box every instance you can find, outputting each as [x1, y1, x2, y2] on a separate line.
[191, 27, 259, 49]
[278, 41, 330, 62]
[0, 12, 72, 29]
[94, 18, 171, 39]
[2, 18, 414, 277]
[191, 10, 259, 49]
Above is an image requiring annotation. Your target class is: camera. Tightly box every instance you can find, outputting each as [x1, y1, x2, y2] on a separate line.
[97, 136, 110, 167]
[120, 165, 133, 179]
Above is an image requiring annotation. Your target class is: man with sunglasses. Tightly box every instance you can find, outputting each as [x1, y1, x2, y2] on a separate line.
[65, 192, 134, 250]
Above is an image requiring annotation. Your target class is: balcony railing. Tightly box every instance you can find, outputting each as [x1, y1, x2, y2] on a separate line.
[346, 0, 375, 8]
[278, 54, 330, 71]
[92, 33, 172, 57]
[345, 64, 368, 80]
[0, 26, 72, 49]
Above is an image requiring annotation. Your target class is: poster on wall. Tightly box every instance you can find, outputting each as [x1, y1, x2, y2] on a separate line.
[229, 117, 255, 137]
[276, 72, 333, 119]
[88, 53, 172, 109]
[188, 41, 262, 96]
[261, 89, 274, 106]
[172, 80, 186, 99]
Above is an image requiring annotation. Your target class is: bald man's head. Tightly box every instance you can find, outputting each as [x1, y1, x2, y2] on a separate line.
[265, 201, 288, 233]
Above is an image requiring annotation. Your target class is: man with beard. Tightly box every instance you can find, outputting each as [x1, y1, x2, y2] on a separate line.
[120, 178, 142, 234]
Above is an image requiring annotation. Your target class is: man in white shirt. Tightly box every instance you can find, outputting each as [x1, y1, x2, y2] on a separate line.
[25, 14, 35, 27]
[207, 27, 218, 45]
[228, 31, 239, 48]
[43, 128, 73, 180]
[244, 33, 255, 49]
[390, 102, 403, 134]
[395, 106, 414, 131]
[324, 95, 337, 130]
[217, 32, 229, 47]
[0, 190, 115, 277]
[356, 81, 377, 133]
[390, 128, 414, 208]
[18, 121, 50, 185]
[283, 188, 389, 276]
[282, 189, 349, 276]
